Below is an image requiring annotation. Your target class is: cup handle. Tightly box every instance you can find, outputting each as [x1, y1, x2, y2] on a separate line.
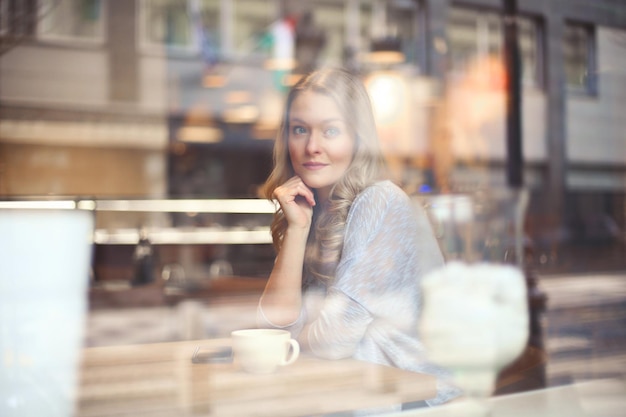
[281, 339, 300, 366]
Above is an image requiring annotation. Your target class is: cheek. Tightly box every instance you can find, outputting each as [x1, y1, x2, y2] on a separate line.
[287, 141, 299, 161]
[332, 140, 356, 165]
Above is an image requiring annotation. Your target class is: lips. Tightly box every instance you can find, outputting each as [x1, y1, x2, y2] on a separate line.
[302, 162, 327, 170]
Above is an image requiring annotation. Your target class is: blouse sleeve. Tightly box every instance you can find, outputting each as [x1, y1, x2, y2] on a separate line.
[306, 182, 444, 359]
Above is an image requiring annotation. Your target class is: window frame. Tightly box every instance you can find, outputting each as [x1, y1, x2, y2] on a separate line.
[35, 0, 107, 47]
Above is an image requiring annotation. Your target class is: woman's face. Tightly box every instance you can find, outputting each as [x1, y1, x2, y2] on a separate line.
[287, 91, 355, 201]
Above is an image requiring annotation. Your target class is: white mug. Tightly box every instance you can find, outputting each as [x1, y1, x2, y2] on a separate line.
[231, 329, 300, 374]
[0, 207, 94, 417]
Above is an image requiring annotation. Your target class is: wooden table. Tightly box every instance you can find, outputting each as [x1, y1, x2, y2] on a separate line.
[385, 378, 626, 417]
[77, 338, 437, 417]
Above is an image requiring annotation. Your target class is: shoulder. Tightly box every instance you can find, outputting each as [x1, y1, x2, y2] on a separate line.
[347, 181, 412, 225]
[356, 180, 408, 205]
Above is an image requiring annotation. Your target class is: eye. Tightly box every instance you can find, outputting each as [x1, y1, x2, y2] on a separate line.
[292, 126, 307, 136]
[324, 127, 340, 137]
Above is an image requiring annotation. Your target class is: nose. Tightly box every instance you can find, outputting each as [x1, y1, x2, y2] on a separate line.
[305, 131, 322, 154]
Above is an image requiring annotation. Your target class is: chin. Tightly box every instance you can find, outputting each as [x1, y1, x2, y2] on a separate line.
[302, 179, 330, 191]
[296, 175, 318, 188]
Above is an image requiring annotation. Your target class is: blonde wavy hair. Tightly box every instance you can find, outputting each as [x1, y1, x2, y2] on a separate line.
[261, 67, 388, 283]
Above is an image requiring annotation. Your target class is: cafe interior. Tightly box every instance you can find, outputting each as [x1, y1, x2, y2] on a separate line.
[1, 0, 625, 416]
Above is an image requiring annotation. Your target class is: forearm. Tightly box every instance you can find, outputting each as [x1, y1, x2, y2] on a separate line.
[299, 288, 372, 358]
[260, 226, 309, 325]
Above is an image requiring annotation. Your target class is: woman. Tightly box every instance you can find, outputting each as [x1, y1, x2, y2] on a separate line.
[258, 67, 458, 408]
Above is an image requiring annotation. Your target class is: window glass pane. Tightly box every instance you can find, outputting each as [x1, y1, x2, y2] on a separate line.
[292, 9, 329, 73]
[198, 0, 220, 35]
[197, 0, 220, 62]
[140, 0, 193, 49]
[518, 18, 539, 87]
[38, 0, 104, 41]
[0, 1, 9, 35]
[486, 14, 502, 56]
[232, 0, 277, 59]
[387, 0, 420, 65]
[564, 23, 593, 92]
[448, 6, 540, 88]
[308, 2, 346, 66]
[448, 8, 482, 74]
[359, 1, 374, 53]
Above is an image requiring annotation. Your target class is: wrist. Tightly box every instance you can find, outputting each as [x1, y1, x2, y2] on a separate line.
[285, 224, 310, 240]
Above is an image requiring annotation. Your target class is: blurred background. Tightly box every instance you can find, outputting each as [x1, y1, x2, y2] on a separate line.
[0, 0, 625, 394]
[1, 0, 624, 273]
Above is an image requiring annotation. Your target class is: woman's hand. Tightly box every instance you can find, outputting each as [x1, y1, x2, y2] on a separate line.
[273, 176, 316, 229]
[259, 176, 313, 326]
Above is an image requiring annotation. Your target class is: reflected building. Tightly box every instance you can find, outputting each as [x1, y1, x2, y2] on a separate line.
[0, 0, 625, 274]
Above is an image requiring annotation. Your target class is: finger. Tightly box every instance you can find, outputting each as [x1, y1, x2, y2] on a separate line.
[276, 177, 315, 207]
[292, 177, 316, 206]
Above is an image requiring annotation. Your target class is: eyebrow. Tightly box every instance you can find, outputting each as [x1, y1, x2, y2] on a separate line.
[289, 117, 345, 124]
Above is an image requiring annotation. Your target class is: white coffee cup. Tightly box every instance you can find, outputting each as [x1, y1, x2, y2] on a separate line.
[231, 329, 300, 374]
